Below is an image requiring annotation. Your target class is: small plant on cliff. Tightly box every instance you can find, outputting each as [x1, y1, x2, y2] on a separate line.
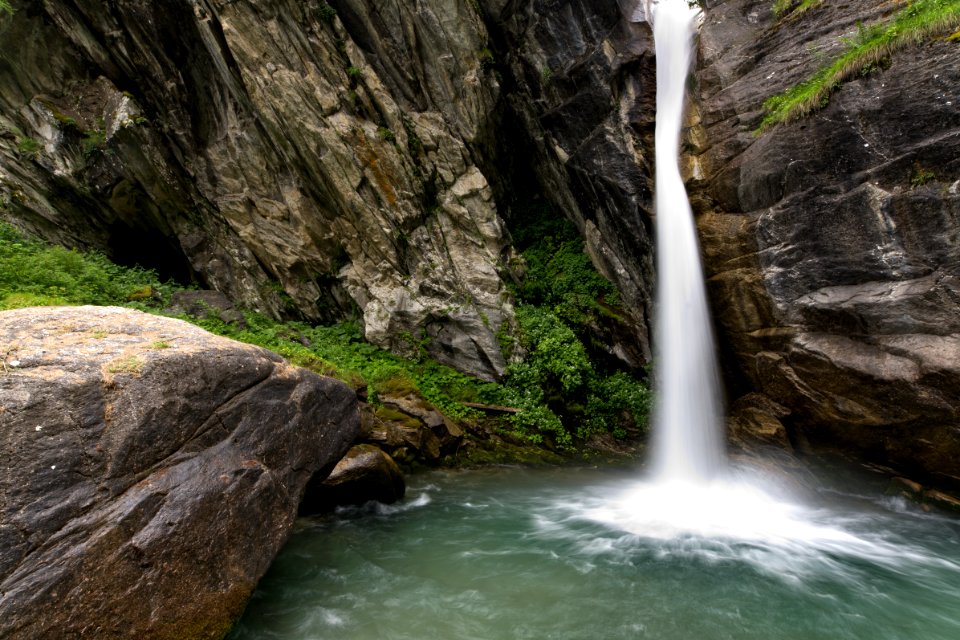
[758, 0, 960, 132]
[81, 126, 107, 157]
[772, 0, 823, 19]
[16, 137, 41, 158]
[317, 2, 336, 24]
[0, 1, 13, 15]
[911, 164, 937, 187]
[478, 47, 496, 71]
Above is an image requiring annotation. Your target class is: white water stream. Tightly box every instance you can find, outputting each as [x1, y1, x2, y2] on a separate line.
[648, 0, 724, 484]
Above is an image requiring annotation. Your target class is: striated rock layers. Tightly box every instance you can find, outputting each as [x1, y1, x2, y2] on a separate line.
[0, 0, 665, 378]
[0, 306, 359, 639]
[693, 0, 960, 488]
[0, 0, 515, 380]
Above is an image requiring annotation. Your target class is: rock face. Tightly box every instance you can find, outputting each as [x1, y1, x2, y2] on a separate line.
[0, 306, 359, 639]
[482, 0, 659, 365]
[0, 0, 516, 380]
[694, 0, 960, 487]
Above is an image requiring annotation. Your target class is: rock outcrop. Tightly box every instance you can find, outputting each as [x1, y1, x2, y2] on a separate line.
[0, 0, 515, 380]
[0, 306, 359, 639]
[694, 0, 960, 488]
[480, 0, 659, 366]
[301, 443, 406, 513]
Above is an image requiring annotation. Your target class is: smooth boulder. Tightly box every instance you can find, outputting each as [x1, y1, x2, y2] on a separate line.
[0, 306, 359, 639]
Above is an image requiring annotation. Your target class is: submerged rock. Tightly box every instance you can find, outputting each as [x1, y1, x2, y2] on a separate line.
[301, 444, 406, 513]
[0, 306, 359, 639]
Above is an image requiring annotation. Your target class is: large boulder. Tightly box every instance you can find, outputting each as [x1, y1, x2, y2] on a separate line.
[693, 0, 960, 488]
[0, 306, 359, 639]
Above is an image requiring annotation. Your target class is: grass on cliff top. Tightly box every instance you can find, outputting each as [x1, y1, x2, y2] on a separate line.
[0, 219, 651, 450]
[758, 0, 960, 133]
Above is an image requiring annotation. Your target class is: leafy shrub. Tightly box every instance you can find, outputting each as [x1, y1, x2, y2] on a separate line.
[511, 204, 620, 326]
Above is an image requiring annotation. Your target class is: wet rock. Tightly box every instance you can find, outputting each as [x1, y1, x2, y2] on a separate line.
[301, 444, 406, 513]
[483, 0, 659, 366]
[727, 393, 791, 450]
[694, 0, 960, 489]
[0, 306, 359, 640]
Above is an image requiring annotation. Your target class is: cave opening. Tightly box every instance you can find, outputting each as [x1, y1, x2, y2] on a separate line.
[107, 222, 195, 286]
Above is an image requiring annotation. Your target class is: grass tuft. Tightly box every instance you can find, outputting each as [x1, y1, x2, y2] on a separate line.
[773, 0, 824, 19]
[759, 0, 960, 133]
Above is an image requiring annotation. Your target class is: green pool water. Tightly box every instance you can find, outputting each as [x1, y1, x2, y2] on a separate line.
[228, 465, 960, 640]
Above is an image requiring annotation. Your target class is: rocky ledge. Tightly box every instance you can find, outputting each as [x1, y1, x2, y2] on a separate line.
[0, 306, 359, 639]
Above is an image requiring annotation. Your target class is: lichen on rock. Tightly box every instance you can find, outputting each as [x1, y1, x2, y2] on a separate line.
[0, 306, 359, 639]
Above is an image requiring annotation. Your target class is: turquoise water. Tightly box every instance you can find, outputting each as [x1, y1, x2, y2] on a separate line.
[229, 466, 960, 640]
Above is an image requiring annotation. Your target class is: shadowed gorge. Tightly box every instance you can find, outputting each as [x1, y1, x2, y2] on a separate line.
[2, 0, 960, 637]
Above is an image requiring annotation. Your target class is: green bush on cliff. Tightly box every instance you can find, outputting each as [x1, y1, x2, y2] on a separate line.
[483, 205, 651, 448]
[512, 207, 621, 326]
[759, 0, 960, 132]
[484, 305, 650, 448]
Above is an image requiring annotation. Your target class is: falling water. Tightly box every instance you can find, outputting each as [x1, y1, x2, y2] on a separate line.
[649, 0, 724, 482]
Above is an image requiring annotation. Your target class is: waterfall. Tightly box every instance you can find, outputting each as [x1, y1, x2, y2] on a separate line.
[649, 0, 725, 483]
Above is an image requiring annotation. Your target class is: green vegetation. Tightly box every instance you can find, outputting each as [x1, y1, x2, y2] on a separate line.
[317, 2, 336, 24]
[911, 163, 937, 187]
[540, 66, 553, 85]
[481, 205, 651, 447]
[0, 214, 650, 452]
[377, 126, 396, 143]
[107, 355, 144, 374]
[0, 223, 178, 310]
[773, 0, 823, 19]
[759, 0, 960, 132]
[16, 137, 41, 158]
[510, 207, 621, 328]
[0, 1, 13, 16]
[478, 47, 495, 71]
[483, 306, 650, 447]
[81, 125, 107, 156]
